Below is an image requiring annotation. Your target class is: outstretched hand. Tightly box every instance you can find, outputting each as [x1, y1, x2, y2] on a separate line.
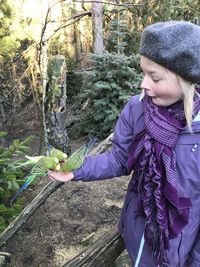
[48, 170, 74, 182]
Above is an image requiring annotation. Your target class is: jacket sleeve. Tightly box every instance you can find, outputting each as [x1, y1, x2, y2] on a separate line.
[72, 96, 140, 181]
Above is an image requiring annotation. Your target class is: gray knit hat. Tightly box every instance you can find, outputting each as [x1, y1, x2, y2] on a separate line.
[140, 21, 200, 83]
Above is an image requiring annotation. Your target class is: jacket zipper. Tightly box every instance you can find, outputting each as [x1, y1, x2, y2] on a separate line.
[177, 232, 183, 267]
[134, 233, 145, 267]
[191, 143, 198, 152]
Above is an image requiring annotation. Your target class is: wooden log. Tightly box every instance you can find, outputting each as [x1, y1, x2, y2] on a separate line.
[61, 225, 125, 267]
[0, 252, 11, 267]
[0, 134, 113, 247]
[89, 133, 113, 156]
[0, 257, 6, 267]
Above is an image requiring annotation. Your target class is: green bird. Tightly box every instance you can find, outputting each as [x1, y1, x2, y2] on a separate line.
[61, 147, 85, 172]
[14, 155, 45, 169]
[61, 138, 96, 173]
[10, 156, 60, 203]
[49, 148, 68, 162]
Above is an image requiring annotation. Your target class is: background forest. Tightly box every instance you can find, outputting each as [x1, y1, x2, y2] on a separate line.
[1, 0, 200, 139]
[0, 0, 200, 266]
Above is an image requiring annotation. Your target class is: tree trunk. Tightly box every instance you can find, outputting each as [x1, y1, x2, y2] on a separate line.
[63, 3, 76, 60]
[0, 96, 5, 125]
[72, 3, 82, 69]
[45, 55, 70, 153]
[41, 0, 49, 153]
[92, 0, 104, 54]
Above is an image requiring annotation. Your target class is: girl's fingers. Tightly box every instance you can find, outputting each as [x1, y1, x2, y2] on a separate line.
[48, 170, 74, 182]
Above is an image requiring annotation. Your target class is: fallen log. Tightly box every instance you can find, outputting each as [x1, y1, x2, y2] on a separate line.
[0, 252, 11, 267]
[89, 133, 113, 156]
[61, 224, 125, 267]
[0, 134, 113, 247]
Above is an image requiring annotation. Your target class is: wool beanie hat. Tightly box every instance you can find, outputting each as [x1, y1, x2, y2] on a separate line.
[140, 21, 200, 83]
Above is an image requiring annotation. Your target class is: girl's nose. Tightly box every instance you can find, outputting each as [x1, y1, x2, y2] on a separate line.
[140, 75, 150, 90]
[140, 78, 149, 90]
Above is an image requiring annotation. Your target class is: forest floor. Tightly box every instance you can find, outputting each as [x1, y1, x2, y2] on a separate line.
[1, 104, 132, 267]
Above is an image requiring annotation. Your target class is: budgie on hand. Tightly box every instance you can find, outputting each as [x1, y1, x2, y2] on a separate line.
[10, 156, 60, 203]
[61, 137, 96, 173]
[49, 147, 67, 161]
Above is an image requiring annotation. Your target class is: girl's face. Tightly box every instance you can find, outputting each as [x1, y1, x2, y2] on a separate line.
[140, 56, 183, 107]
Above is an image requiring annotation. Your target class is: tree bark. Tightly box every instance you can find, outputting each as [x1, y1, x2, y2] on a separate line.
[0, 96, 5, 125]
[92, 0, 104, 54]
[45, 55, 70, 153]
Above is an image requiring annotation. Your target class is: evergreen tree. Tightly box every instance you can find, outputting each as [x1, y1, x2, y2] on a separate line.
[106, 10, 130, 54]
[70, 52, 142, 139]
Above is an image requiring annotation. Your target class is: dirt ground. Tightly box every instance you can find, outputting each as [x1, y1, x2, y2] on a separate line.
[0, 105, 132, 267]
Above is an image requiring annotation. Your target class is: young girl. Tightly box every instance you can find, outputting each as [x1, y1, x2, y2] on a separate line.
[48, 21, 200, 267]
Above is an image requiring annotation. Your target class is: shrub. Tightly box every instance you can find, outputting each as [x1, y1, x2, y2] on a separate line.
[0, 132, 33, 232]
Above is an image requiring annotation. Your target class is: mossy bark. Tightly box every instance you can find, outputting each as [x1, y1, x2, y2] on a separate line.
[44, 55, 70, 153]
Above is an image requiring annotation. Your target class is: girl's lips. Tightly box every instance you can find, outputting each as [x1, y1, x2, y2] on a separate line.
[145, 93, 157, 98]
[144, 90, 156, 98]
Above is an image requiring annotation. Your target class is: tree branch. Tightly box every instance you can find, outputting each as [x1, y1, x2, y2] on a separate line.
[45, 11, 92, 42]
[75, 0, 154, 7]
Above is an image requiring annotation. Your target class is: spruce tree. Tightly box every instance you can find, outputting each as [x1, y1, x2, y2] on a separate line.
[70, 52, 142, 139]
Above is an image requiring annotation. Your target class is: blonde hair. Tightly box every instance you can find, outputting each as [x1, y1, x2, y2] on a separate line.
[177, 76, 196, 131]
[140, 57, 199, 131]
[164, 67, 197, 131]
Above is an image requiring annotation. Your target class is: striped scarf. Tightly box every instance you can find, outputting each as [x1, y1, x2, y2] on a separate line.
[127, 93, 200, 266]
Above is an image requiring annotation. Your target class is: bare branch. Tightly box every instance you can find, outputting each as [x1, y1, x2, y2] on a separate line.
[37, 0, 66, 65]
[75, 0, 154, 7]
[45, 11, 92, 42]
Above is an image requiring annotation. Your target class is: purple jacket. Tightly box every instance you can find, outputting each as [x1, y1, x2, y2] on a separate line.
[73, 95, 200, 267]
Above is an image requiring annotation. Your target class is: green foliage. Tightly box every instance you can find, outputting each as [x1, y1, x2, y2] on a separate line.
[70, 52, 142, 139]
[0, 131, 34, 232]
[106, 10, 131, 55]
[67, 71, 83, 99]
[0, 0, 21, 60]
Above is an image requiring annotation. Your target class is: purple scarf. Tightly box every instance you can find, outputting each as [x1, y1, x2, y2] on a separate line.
[127, 92, 200, 266]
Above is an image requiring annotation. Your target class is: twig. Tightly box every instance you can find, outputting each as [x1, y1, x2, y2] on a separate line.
[45, 11, 92, 42]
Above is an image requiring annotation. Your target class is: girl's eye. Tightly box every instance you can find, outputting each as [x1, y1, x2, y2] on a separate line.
[152, 78, 160, 83]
